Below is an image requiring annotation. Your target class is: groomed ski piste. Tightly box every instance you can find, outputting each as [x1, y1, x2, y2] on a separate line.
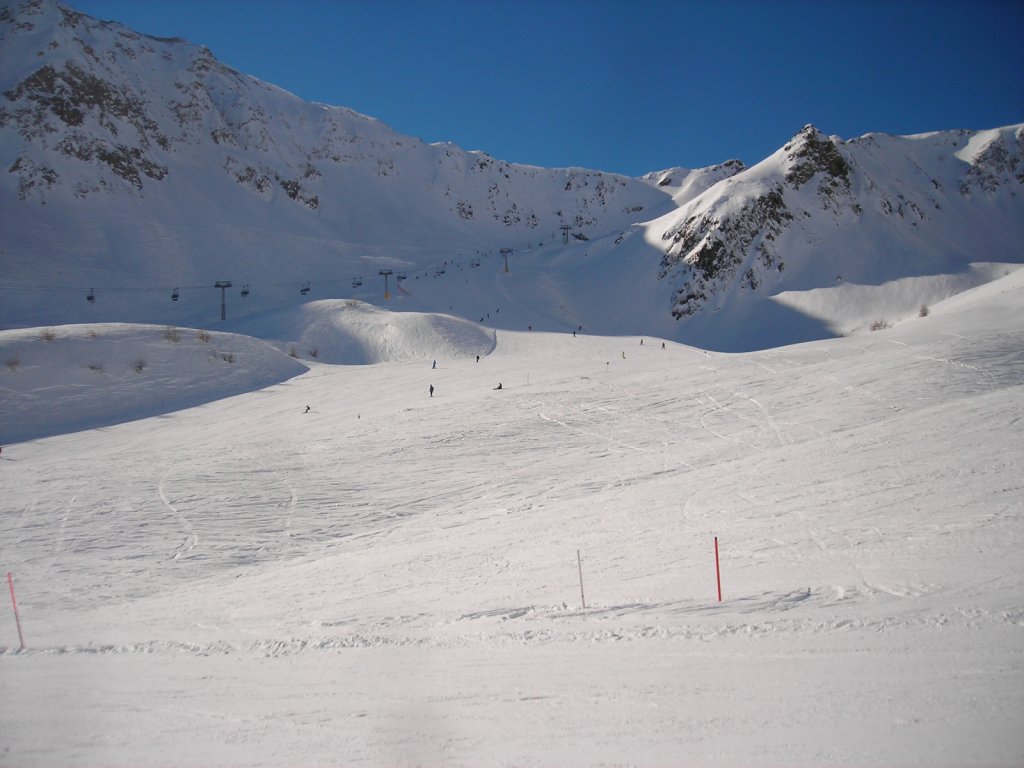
[1, 268, 1023, 767]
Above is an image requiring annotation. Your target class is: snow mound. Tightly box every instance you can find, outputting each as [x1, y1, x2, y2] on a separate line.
[0, 323, 307, 444]
[227, 300, 496, 364]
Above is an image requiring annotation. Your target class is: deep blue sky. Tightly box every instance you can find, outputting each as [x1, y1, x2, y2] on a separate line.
[70, 0, 1023, 176]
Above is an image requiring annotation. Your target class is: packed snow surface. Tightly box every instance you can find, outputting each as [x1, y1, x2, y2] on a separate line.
[1, 269, 1023, 767]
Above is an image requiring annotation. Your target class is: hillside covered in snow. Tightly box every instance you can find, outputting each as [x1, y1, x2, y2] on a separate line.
[1, 0, 1022, 350]
[2, 247, 1023, 767]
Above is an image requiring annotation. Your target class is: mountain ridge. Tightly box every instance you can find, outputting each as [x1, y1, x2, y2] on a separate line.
[1, 0, 1022, 350]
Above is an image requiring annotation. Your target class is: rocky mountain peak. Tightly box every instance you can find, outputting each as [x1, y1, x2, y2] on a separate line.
[656, 122, 1023, 325]
[782, 123, 851, 189]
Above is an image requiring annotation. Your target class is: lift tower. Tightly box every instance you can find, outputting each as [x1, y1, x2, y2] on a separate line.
[214, 281, 232, 321]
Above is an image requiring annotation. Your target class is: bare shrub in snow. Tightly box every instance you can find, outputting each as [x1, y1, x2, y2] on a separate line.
[870, 319, 892, 332]
[86, 362, 104, 373]
[132, 358, 146, 373]
[162, 325, 181, 343]
[307, 347, 319, 359]
[40, 328, 56, 342]
[6, 355, 20, 371]
[919, 304, 930, 317]
[197, 329, 211, 343]
[221, 352, 235, 364]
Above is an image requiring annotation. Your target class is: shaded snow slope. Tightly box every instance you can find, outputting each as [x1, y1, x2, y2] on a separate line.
[0, 301, 501, 443]
[0, 323, 306, 444]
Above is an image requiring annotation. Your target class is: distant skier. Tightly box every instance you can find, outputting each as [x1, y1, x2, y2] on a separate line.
[304, 405, 311, 413]
[661, 342, 666, 350]
[432, 360, 437, 369]
[640, 338, 644, 346]
[429, 384, 434, 397]
[476, 355, 480, 363]
[494, 382, 502, 390]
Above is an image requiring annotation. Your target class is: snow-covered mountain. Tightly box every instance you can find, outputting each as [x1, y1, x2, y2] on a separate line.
[651, 123, 1024, 348]
[1, 0, 1022, 350]
[0, 0, 682, 322]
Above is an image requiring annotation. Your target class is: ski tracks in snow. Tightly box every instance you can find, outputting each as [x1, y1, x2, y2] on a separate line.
[158, 467, 198, 559]
[156, 449, 300, 564]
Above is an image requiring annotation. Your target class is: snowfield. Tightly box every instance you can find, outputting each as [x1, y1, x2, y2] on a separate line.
[2, 3, 1022, 764]
[1, 269, 1023, 767]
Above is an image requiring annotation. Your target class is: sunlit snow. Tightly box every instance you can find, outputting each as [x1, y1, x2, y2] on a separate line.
[2, 268, 1023, 766]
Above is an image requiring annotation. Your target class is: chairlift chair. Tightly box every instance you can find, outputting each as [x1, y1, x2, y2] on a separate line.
[300, 282, 311, 295]
[171, 287, 179, 301]
[241, 284, 250, 297]
[86, 288, 95, 303]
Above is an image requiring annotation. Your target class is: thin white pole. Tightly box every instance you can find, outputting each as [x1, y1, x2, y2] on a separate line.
[577, 549, 586, 609]
[7, 573, 25, 650]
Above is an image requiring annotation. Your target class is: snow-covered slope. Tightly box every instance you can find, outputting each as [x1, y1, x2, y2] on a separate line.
[0, 0, 678, 328]
[651, 124, 1024, 348]
[1, 7, 1023, 762]
[2, 1, 1021, 349]
[1, 255, 1022, 767]
[0, 322, 307, 443]
[226, 299, 496, 366]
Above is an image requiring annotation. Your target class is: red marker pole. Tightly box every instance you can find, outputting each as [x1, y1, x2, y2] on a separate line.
[7, 572, 25, 650]
[714, 537, 722, 602]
